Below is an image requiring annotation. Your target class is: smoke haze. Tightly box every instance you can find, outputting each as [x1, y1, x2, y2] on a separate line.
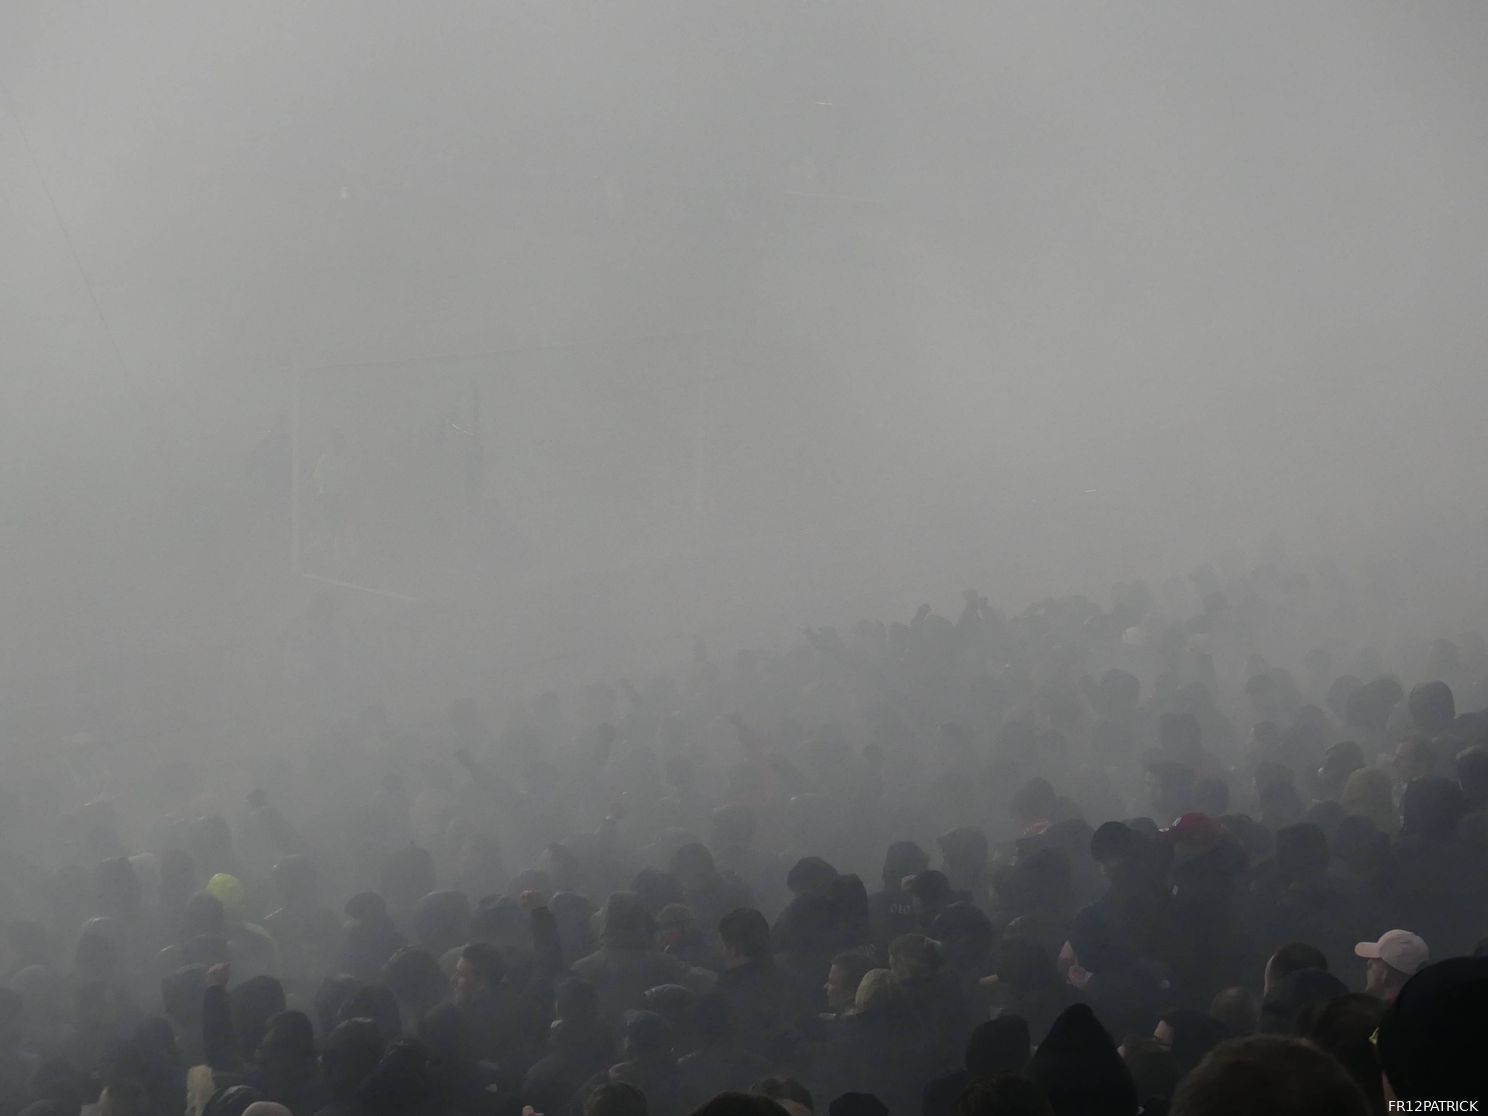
[5, 1, 1488, 726]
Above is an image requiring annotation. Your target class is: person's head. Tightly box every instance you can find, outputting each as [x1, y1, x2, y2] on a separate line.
[670, 843, 719, 892]
[1376, 956, 1488, 1102]
[888, 934, 942, 981]
[584, 1083, 649, 1116]
[965, 1016, 1032, 1076]
[851, 970, 901, 1014]
[336, 983, 401, 1044]
[953, 1075, 1053, 1116]
[381, 946, 448, 1017]
[97, 1080, 155, 1116]
[828, 1094, 888, 1116]
[1274, 824, 1329, 884]
[1264, 944, 1328, 997]
[1408, 681, 1456, 738]
[621, 1010, 673, 1065]
[694, 1095, 790, 1116]
[1207, 987, 1258, 1037]
[1118, 1038, 1181, 1106]
[242, 1105, 293, 1116]
[1259, 968, 1348, 1034]
[1393, 738, 1440, 788]
[1089, 821, 1144, 884]
[718, 908, 771, 967]
[752, 1077, 814, 1116]
[75, 918, 124, 980]
[1297, 993, 1385, 1115]
[320, 1019, 384, 1102]
[786, 857, 839, 898]
[313, 975, 362, 1033]
[1354, 930, 1428, 1000]
[1169, 1035, 1368, 1116]
[824, 952, 876, 1014]
[600, 892, 659, 950]
[362, 1039, 437, 1112]
[906, 871, 953, 918]
[1153, 1009, 1231, 1073]
[1027, 1004, 1138, 1116]
[453, 941, 504, 1006]
[1339, 763, 1392, 819]
[256, 1010, 315, 1069]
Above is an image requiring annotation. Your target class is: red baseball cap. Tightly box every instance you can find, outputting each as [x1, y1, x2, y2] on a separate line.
[1159, 812, 1221, 846]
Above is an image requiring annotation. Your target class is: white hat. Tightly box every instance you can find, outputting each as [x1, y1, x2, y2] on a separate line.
[1355, 929, 1429, 975]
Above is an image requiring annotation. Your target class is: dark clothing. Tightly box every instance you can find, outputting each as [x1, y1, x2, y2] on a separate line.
[867, 888, 919, 948]
[1169, 838, 1249, 1000]
[897, 971, 974, 1079]
[922, 1070, 973, 1116]
[523, 1023, 614, 1116]
[677, 1043, 773, 1111]
[820, 1004, 934, 1116]
[716, 958, 799, 1058]
[568, 948, 701, 1026]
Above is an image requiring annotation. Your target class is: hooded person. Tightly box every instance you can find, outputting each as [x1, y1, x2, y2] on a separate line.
[868, 842, 929, 949]
[252, 1010, 327, 1116]
[1375, 956, 1488, 1104]
[1026, 1004, 1139, 1116]
[1339, 770, 1398, 836]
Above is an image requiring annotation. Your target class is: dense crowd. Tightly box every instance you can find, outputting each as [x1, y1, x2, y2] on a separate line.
[3, 562, 1488, 1116]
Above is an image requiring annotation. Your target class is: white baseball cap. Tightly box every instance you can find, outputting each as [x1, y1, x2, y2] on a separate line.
[1355, 929, 1429, 975]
